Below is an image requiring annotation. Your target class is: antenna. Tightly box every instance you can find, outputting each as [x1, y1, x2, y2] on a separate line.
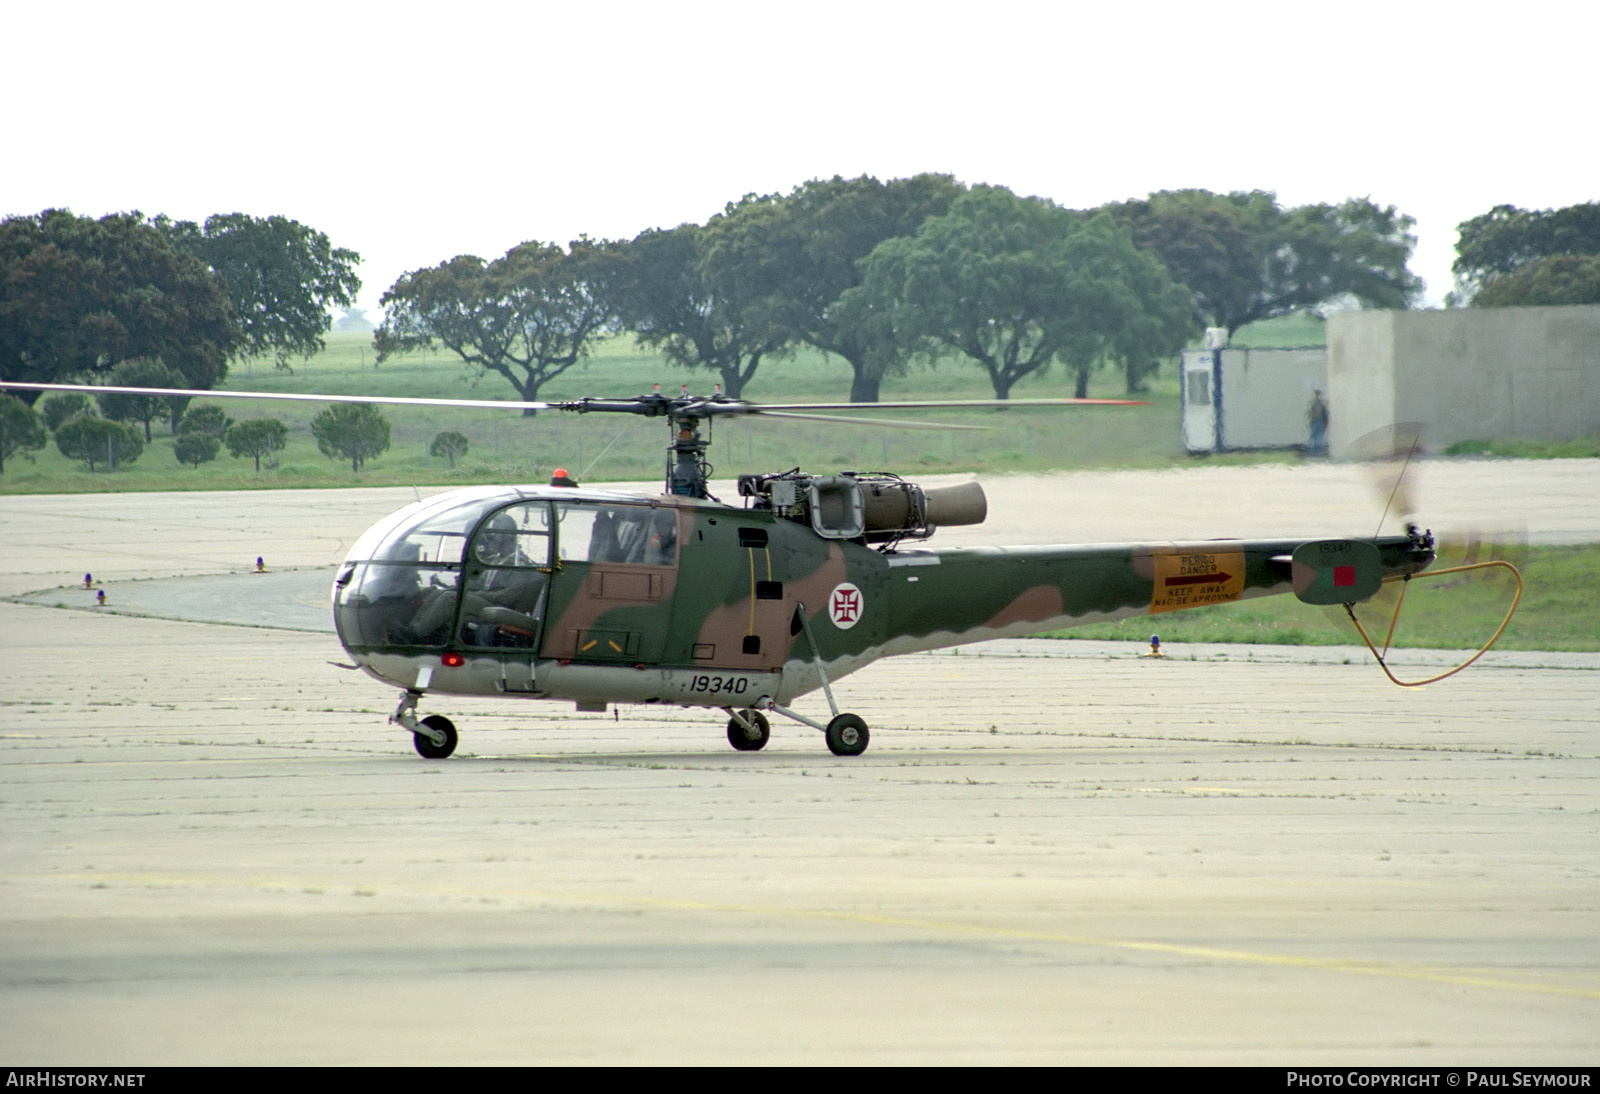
[1373, 426, 1423, 538]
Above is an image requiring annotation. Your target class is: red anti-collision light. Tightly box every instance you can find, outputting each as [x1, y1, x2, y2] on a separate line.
[441, 652, 466, 668]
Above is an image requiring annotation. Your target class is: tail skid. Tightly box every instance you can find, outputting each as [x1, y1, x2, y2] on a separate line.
[1342, 559, 1524, 687]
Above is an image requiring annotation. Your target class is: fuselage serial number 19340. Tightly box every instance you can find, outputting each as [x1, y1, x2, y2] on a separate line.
[688, 674, 756, 696]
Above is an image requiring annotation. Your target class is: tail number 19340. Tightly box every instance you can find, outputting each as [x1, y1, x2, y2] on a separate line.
[689, 674, 751, 696]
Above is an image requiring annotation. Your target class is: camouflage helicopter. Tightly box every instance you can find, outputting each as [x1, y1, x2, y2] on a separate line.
[5, 381, 1514, 760]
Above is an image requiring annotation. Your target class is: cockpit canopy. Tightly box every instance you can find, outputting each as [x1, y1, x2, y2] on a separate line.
[332, 487, 679, 654]
[343, 486, 522, 567]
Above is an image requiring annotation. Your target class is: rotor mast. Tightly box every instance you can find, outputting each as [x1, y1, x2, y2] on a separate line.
[560, 384, 729, 498]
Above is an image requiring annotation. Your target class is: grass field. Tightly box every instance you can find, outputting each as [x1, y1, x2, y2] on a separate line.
[3, 319, 1327, 495]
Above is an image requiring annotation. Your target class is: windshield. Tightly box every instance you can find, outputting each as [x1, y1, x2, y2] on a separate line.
[344, 488, 524, 566]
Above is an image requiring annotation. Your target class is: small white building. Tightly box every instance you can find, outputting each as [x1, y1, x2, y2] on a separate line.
[1181, 335, 1328, 454]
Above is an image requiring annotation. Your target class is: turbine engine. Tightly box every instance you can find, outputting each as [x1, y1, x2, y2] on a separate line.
[737, 471, 987, 545]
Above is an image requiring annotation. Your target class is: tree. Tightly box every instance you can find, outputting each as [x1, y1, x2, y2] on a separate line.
[1471, 255, 1600, 308]
[1102, 190, 1270, 335]
[311, 403, 390, 472]
[0, 210, 239, 397]
[0, 394, 47, 473]
[1102, 241, 1201, 393]
[225, 417, 288, 471]
[96, 358, 187, 441]
[177, 404, 233, 440]
[173, 431, 220, 468]
[835, 189, 1193, 399]
[429, 430, 470, 468]
[699, 175, 965, 401]
[1279, 198, 1422, 317]
[1103, 190, 1421, 336]
[157, 213, 362, 370]
[1452, 202, 1600, 304]
[39, 392, 94, 433]
[55, 415, 143, 471]
[375, 239, 614, 412]
[606, 223, 780, 398]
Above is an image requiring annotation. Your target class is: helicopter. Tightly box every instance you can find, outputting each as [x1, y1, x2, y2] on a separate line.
[4, 380, 1514, 759]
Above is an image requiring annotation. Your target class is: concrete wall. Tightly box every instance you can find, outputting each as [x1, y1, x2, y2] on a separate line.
[1327, 305, 1600, 456]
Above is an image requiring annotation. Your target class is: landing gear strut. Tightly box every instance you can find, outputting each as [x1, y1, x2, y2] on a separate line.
[752, 700, 872, 757]
[767, 601, 872, 756]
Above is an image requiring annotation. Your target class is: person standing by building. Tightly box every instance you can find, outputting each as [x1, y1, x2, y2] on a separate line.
[1306, 389, 1330, 457]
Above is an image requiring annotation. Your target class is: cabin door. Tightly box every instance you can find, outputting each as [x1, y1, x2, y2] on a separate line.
[541, 502, 679, 664]
[456, 501, 554, 692]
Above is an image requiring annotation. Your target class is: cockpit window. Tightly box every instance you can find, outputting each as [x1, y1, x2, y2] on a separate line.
[556, 502, 677, 566]
[467, 502, 552, 569]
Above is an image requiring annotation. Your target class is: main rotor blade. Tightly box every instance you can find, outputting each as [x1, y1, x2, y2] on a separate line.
[753, 398, 1148, 410]
[755, 409, 988, 431]
[1, 383, 1145, 418]
[0, 381, 556, 413]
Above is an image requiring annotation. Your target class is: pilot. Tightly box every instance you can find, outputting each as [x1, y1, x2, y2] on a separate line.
[406, 513, 540, 644]
[458, 514, 548, 646]
[404, 570, 462, 645]
[473, 513, 524, 569]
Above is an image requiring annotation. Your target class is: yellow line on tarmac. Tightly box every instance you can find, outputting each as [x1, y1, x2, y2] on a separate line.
[9, 754, 384, 769]
[27, 871, 1599, 1002]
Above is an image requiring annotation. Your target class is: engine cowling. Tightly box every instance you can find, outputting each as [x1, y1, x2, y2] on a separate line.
[738, 471, 986, 544]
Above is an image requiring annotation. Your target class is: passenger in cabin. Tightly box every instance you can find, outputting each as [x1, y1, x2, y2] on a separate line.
[641, 509, 677, 565]
[588, 509, 625, 563]
[601, 507, 676, 565]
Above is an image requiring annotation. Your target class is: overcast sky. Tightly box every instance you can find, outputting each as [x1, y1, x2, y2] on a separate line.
[5, 0, 1594, 314]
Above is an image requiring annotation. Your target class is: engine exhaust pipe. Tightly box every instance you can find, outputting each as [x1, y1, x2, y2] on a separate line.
[859, 478, 989, 538]
[923, 480, 987, 527]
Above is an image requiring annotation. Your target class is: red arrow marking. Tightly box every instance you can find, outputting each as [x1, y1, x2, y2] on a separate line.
[1165, 572, 1233, 587]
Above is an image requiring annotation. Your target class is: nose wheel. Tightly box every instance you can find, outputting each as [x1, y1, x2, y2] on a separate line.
[393, 691, 459, 759]
[412, 714, 458, 759]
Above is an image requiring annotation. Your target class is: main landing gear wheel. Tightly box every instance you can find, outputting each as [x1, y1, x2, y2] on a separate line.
[727, 710, 771, 752]
[825, 713, 869, 757]
[413, 714, 458, 759]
